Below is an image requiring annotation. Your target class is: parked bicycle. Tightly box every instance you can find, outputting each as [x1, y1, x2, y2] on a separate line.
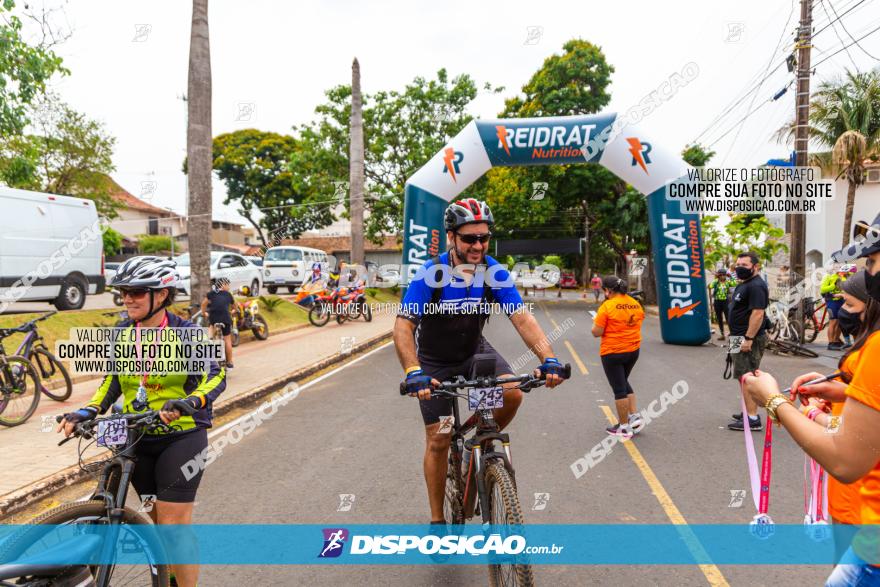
[400, 360, 571, 586]
[0, 324, 42, 426]
[0, 410, 172, 585]
[2, 311, 72, 402]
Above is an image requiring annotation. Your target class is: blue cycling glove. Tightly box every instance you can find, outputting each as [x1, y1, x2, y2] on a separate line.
[405, 368, 434, 396]
[539, 357, 564, 378]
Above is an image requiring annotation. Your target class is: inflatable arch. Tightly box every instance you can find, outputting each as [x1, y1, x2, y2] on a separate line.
[401, 114, 711, 346]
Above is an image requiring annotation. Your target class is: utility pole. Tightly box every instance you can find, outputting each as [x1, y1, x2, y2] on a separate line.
[791, 0, 812, 280]
[349, 58, 365, 267]
[791, 0, 812, 332]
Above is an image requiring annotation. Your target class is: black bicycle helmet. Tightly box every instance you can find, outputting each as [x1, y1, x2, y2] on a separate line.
[444, 198, 494, 232]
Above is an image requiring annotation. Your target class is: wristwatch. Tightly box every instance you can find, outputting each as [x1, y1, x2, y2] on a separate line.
[765, 393, 792, 424]
[744, 335, 755, 341]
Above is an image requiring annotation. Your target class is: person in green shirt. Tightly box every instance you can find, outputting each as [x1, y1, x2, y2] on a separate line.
[709, 269, 735, 340]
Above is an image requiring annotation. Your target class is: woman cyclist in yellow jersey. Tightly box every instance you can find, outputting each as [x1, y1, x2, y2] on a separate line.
[592, 275, 645, 438]
[57, 256, 226, 587]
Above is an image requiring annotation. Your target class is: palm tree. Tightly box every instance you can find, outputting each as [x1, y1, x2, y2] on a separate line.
[781, 71, 880, 247]
[186, 0, 212, 302]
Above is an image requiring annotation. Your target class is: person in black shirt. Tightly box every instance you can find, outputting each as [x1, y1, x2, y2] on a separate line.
[202, 278, 235, 368]
[727, 251, 769, 431]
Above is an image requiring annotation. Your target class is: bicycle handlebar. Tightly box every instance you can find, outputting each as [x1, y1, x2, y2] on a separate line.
[398, 363, 571, 396]
[55, 410, 170, 445]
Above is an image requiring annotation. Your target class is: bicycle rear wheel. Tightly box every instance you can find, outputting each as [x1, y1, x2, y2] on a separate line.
[0, 356, 40, 427]
[485, 461, 534, 587]
[32, 347, 72, 401]
[803, 318, 820, 343]
[0, 500, 170, 586]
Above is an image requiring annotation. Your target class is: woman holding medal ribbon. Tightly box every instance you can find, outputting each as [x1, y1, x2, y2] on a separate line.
[740, 214, 880, 586]
[57, 256, 227, 587]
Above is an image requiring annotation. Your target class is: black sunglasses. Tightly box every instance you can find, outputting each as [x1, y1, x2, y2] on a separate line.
[119, 288, 151, 299]
[456, 232, 492, 245]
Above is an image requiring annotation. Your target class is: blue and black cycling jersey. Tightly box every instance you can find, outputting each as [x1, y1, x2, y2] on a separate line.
[398, 252, 524, 364]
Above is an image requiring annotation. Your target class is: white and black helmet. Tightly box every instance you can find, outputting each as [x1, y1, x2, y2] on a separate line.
[111, 256, 180, 289]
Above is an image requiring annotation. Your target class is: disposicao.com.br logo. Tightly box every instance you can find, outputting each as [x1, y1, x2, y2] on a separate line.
[317, 528, 561, 558]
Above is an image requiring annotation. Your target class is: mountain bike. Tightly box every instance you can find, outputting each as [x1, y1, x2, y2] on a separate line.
[6, 311, 72, 401]
[400, 358, 571, 586]
[0, 410, 173, 586]
[0, 327, 42, 427]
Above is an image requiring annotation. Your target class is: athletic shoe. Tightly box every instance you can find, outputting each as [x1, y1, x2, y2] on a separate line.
[728, 415, 762, 431]
[428, 520, 451, 562]
[732, 412, 743, 421]
[606, 423, 633, 439]
[827, 342, 844, 351]
[628, 413, 644, 434]
[717, 334, 726, 341]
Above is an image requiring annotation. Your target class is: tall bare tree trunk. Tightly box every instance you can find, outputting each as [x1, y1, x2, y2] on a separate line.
[842, 179, 856, 248]
[349, 58, 365, 265]
[187, 0, 212, 302]
[580, 200, 590, 286]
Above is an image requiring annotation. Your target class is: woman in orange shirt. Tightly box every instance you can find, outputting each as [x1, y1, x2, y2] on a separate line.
[591, 275, 645, 438]
[792, 270, 872, 559]
[742, 218, 880, 585]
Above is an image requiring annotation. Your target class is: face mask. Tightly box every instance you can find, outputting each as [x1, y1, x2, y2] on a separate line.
[866, 269, 880, 304]
[735, 266, 753, 281]
[838, 308, 863, 337]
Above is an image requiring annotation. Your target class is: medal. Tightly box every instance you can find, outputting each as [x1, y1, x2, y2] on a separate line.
[750, 513, 775, 540]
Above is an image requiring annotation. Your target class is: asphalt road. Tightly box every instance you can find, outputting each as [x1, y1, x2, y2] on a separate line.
[186, 301, 837, 586]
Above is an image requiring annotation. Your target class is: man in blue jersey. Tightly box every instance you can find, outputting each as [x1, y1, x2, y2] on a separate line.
[393, 198, 566, 525]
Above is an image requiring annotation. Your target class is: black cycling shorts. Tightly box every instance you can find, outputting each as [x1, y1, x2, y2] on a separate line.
[131, 428, 208, 503]
[211, 319, 232, 335]
[600, 349, 640, 400]
[417, 338, 512, 425]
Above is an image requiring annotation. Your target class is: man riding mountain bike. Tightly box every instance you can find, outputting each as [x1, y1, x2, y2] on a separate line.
[56, 256, 226, 587]
[392, 198, 566, 527]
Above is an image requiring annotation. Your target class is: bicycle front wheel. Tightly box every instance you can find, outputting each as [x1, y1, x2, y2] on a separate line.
[309, 304, 330, 327]
[0, 500, 170, 587]
[485, 461, 534, 587]
[32, 347, 72, 401]
[0, 355, 40, 427]
[772, 338, 820, 358]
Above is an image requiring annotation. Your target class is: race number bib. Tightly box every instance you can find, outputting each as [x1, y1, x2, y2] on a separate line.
[97, 419, 128, 447]
[728, 336, 745, 354]
[468, 387, 504, 411]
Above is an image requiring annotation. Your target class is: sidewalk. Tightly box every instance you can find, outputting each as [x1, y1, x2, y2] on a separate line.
[0, 312, 395, 502]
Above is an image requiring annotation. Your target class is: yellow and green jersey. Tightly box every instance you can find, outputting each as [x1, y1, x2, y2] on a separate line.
[85, 311, 226, 434]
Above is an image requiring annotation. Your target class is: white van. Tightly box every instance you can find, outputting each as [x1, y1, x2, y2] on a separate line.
[0, 188, 105, 310]
[262, 246, 328, 293]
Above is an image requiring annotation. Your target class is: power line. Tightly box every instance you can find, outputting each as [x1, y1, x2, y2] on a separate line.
[695, 0, 869, 146]
[813, 20, 880, 67]
[819, 0, 860, 69]
[720, 0, 797, 164]
[827, 0, 880, 59]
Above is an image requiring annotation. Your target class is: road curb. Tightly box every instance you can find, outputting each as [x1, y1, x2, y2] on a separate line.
[0, 327, 391, 518]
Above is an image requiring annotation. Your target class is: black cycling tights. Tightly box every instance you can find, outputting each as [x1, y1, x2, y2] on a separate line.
[600, 349, 640, 400]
